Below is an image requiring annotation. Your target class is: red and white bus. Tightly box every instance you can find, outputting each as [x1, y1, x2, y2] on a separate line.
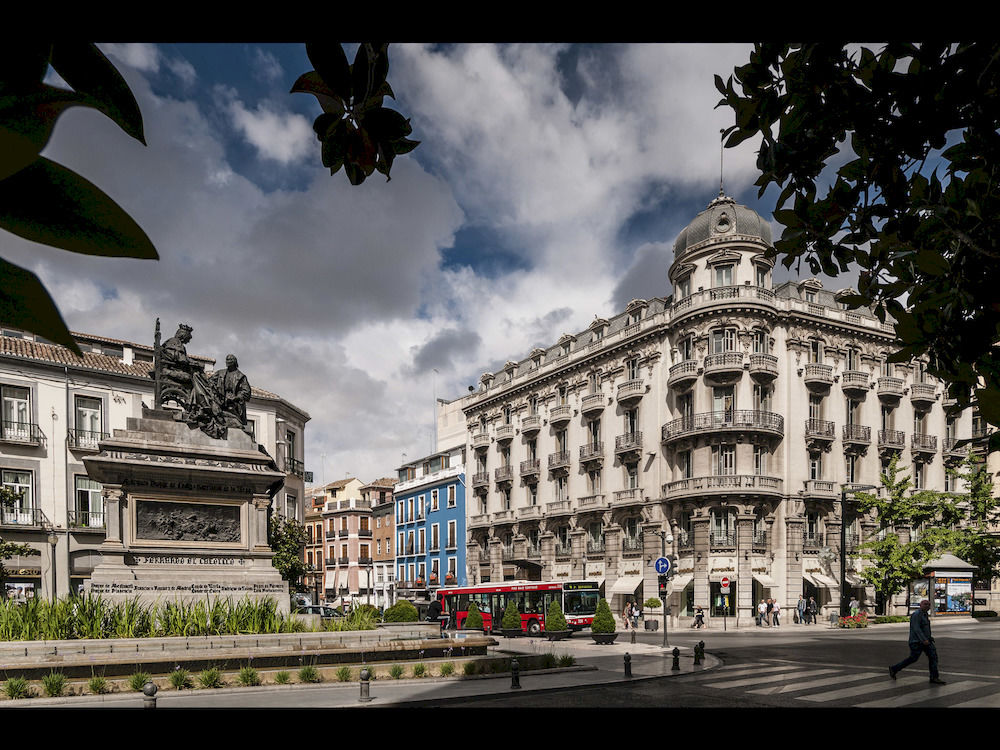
[435, 580, 600, 635]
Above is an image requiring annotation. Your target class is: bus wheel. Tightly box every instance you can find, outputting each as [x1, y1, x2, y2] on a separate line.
[527, 619, 541, 636]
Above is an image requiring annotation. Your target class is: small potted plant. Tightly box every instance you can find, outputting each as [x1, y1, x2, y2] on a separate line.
[544, 599, 571, 641]
[500, 599, 523, 637]
[462, 602, 485, 632]
[589, 598, 618, 644]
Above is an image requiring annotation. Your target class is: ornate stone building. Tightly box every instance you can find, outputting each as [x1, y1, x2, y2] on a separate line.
[449, 193, 992, 624]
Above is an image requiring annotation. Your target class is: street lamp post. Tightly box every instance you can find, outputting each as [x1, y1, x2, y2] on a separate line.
[46, 530, 58, 602]
[840, 484, 875, 617]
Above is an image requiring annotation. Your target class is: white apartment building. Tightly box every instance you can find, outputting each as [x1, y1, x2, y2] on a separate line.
[449, 193, 997, 624]
[0, 328, 309, 602]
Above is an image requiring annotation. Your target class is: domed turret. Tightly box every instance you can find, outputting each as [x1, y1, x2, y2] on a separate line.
[672, 192, 772, 260]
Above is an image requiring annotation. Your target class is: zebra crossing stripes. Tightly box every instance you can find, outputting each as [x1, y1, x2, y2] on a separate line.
[746, 670, 881, 695]
[700, 666, 832, 690]
[853, 681, 988, 708]
[682, 663, 803, 683]
[797, 673, 929, 702]
[951, 691, 1000, 708]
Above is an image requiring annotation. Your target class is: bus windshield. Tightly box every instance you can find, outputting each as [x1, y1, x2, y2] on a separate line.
[563, 589, 598, 616]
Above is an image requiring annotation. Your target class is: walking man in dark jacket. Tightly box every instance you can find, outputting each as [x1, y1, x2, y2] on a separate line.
[889, 600, 946, 684]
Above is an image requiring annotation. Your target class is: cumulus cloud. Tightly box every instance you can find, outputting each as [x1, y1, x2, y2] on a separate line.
[215, 85, 314, 165]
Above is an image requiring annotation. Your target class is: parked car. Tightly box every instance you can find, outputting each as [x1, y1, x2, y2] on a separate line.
[295, 605, 342, 618]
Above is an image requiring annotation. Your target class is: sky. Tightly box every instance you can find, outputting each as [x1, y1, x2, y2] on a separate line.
[9, 42, 852, 486]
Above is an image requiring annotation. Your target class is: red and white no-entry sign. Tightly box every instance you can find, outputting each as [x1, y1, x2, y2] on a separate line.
[721, 576, 730, 593]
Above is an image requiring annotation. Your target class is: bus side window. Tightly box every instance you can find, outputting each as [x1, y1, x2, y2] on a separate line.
[457, 594, 469, 610]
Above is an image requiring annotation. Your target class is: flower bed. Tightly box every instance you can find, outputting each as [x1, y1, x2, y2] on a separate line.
[838, 612, 868, 628]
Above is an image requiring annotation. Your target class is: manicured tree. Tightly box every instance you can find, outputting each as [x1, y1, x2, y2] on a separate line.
[546, 598, 568, 632]
[463, 602, 483, 630]
[501, 598, 521, 631]
[590, 598, 616, 633]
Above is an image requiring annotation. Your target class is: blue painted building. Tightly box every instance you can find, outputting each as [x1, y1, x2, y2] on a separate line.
[393, 444, 467, 609]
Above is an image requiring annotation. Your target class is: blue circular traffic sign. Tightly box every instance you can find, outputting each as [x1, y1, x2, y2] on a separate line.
[654, 557, 671, 575]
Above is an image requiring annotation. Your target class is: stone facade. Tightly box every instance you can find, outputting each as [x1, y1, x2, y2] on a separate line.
[447, 193, 998, 624]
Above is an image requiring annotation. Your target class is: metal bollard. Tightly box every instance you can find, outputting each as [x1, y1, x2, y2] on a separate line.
[359, 668, 372, 703]
[624, 652, 632, 678]
[671, 647, 680, 671]
[510, 658, 521, 689]
[142, 681, 157, 709]
[694, 640, 704, 665]
[630, 628, 636, 644]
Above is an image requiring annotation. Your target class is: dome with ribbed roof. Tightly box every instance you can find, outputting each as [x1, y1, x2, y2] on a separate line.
[672, 192, 772, 258]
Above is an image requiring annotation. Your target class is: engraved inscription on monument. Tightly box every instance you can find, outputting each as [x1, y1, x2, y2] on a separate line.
[136, 499, 241, 544]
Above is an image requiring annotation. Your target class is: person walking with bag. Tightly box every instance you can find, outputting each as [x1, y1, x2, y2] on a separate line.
[807, 596, 818, 625]
[889, 600, 946, 684]
[797, 595, 807, 625]
[772, 599, 781, 627]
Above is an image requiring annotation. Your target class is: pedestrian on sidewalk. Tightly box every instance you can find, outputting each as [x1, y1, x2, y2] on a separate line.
[757, 599, 767, 627]
[850, 596, 860, 616]
[797, 595, 807, 625]
[890, 600, 946, 684]
[631, 601, 640, 630]
[622, 602, 631, 631]
[772, 600, 781, 627]
[693, 607, 705, 629]
[807, 596, 818, 625]
[765, 598, 774, 627]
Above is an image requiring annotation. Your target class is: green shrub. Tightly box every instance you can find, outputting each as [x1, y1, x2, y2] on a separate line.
[238, 666, 261, 686]
[557, 654, 576, 667]
[41, 671, 68, 697]
[873, 615, 910, 624]
[546, 599, 568, 632]
[3, 677, 30, 699]
[501, 599, 521, 630]
[298, 665, 321, 683]
[274, 671, 291, 685]
[383, 600, 419, 623]
[198, 668, 224, 689]
[590, 598, 616, 634]
[644, 597, 662, 609]
[540, 653, 557, 669]
[439, 662, 455, 677]
[389, 664, 404, 679]
[128, 671, 153, 692]
[462, 661, 478, 676]
[169, 669, 192, 690]
[88, 675, 109, 695]
[412, 663, 426, 678]
[336, 666, 353, 682]
[463, 602, 483, 630]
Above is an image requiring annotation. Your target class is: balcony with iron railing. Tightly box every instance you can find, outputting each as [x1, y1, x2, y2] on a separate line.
[622, 535, 643, 553]
[284, 457, 305, 479]
[579, 442, 604, 464]
[662, 410, 784, 444]
[495, 424, 515, 443]
[878, 429, 906, 452]
[614, 431, 642, 457]
[548, 451, 571, 473]
[1, 421, 46, 447]
[943, 437, 969, 457]
[494, 464, 514, 484]
[805, 419, 835, 449]
[802, 533, 826, 549]
[472, 471, 490, 488]
[911, 432, 938, 456]
[710, 531, 737, 549]
[586, 538, 605, 555]
[842, 423, 871, 448]
[67, 510, 105, 530]
[67, 428, 108, 451]
[554, 541, 573, 557]
[472, 431, 490, 450]
[519, 458, 540, 478]
[521, 414, 542, 434]
[0, 507, 44, 527]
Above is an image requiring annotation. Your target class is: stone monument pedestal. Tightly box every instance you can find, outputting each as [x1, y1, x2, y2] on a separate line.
[84, 408, 290, 612]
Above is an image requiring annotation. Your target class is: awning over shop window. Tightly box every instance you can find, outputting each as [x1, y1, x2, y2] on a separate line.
[806, 572, 838, 588]
[708, 572, 736, 582]
[669, 573, 693, 591]
[610, 575, 644, 594]
[753, 572, 777, 588]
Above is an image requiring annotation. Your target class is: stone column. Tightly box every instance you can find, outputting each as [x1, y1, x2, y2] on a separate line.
[569, 528, 586, 578]
[252, 494, 272, 551]
[785, 515, 805, 605]
[736, 513, 755, 620]
[100, 484, 125, 548]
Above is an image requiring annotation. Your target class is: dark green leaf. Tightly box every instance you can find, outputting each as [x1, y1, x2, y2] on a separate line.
[306, 42, 352, 101]
[49, 43, 145, 145]
[351, 44, 372, 105]
[0, 157, 158, 260]
[0, 257, 81, 356]
[392, 138, 420, 155]
[362, 107, 411, 141]
[291, 71, 345, 117]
